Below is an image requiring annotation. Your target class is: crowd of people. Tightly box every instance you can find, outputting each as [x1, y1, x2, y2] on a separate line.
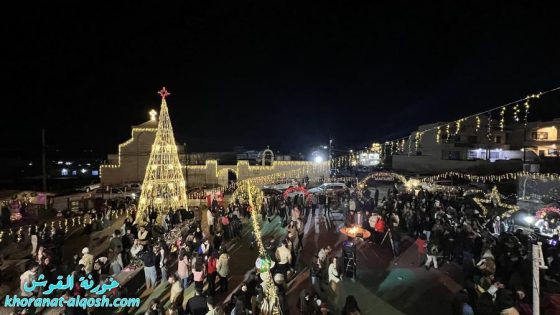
[8, 175, 560, 315]
[345, 183, 560, 315]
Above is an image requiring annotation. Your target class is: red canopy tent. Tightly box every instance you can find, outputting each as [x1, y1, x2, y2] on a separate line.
[282, 186, 309, 199]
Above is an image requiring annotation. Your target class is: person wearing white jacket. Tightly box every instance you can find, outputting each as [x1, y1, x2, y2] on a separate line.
[207, 208, 215, 235]
[328, 257, 340, 292]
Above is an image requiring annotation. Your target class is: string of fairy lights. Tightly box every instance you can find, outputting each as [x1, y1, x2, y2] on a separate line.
[0, 208, 132, 244]
[420, 171, 560, 183]
[325, 86, 560, 164]
[385, 90, 550, 156]
[358, 170, 559, 188]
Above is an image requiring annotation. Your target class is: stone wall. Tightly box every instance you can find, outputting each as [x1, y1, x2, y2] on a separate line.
[186, 160, 329, 187]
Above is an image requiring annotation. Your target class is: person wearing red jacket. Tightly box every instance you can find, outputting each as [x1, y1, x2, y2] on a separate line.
[206, 251, 218, 296]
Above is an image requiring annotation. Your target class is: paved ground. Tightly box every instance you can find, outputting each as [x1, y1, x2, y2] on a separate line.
[211, 202, 464, 314]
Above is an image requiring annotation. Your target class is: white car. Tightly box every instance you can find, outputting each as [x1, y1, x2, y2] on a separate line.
[263, 182, 296, 191]
[76, 182, 101, 192]
[308, 183, 348, 194]
[95, 187, 136, 200]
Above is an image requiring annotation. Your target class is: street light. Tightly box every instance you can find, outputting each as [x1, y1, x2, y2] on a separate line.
[523, 215, 534, 224]
[314, 156, 323, 163]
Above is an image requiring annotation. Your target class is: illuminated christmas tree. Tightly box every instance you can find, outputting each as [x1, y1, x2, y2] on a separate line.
[136, 87, 188, 224]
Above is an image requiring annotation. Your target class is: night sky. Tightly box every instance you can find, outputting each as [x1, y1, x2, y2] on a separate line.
[4, 2, 560, 158]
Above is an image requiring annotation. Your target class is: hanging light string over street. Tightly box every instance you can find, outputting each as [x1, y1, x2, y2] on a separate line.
[328, 85, 559, 161]
[379, 86, 558, 146]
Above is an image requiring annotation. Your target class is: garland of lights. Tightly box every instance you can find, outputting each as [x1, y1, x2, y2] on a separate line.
[420, 171, 560, 183]
[475, 115, 481, 132]
[358, 171, 559, 189]
[232, 181, 280, 314]
[327, 88, 556, 164]
[0, 208, 131, 244]
[499, 106, 506, 131]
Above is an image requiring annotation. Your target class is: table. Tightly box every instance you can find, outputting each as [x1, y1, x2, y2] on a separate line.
[340, 225, 371, 239]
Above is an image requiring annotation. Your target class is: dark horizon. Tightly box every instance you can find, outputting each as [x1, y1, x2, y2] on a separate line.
[4, 2, 560, 158]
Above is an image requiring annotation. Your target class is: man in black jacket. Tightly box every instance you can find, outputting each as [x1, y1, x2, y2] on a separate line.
[186, 288, 208, 315]
[139, 247, 157, 289]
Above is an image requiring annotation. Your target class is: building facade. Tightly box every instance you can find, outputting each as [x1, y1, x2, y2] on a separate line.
[391, 117, 543, 174]
[509, 118, 560, 157]
[101, 112, 328, 186]
[100, 114, 186, 185]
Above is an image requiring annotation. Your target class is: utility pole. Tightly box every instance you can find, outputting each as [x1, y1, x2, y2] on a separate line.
[184, 142, 188, 193]
[532, 242, 547, 315]
[329, 138, 333, 174]
[41, 128, 47, 193]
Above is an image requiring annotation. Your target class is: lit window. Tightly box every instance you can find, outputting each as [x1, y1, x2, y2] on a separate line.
[61, 168, 68, 176]
[92, 170, 99, 176]
[72, 170, 77, 176]
[532, 132, 548, 140]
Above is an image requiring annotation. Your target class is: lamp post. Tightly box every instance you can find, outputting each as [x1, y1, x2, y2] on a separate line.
[329, 138, 333, 174]
[41, 128, 47, 194]
[184, 142, 188, 194]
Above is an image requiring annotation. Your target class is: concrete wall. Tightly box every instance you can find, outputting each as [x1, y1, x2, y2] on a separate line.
[186, 160, 329, 187]
[100, 128, 186, 185]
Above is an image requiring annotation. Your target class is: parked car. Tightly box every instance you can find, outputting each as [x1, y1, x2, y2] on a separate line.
[123, 182, 142, 192]
[263, 181, 297, 191]
[308, 182, 348, 194]
[76, 182, 101, 192]
[95, 187, 137, 200]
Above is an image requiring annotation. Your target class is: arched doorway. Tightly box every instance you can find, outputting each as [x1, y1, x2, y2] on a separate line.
[260, 146, 275, 166]
[217, 168, 237, 187]
[228, 169, 237, 182]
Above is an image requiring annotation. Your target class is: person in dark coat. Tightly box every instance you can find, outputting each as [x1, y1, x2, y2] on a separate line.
[186, 288, 208, 315]
[475, 292, 496, 315]
[1, 206, 11, 229]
